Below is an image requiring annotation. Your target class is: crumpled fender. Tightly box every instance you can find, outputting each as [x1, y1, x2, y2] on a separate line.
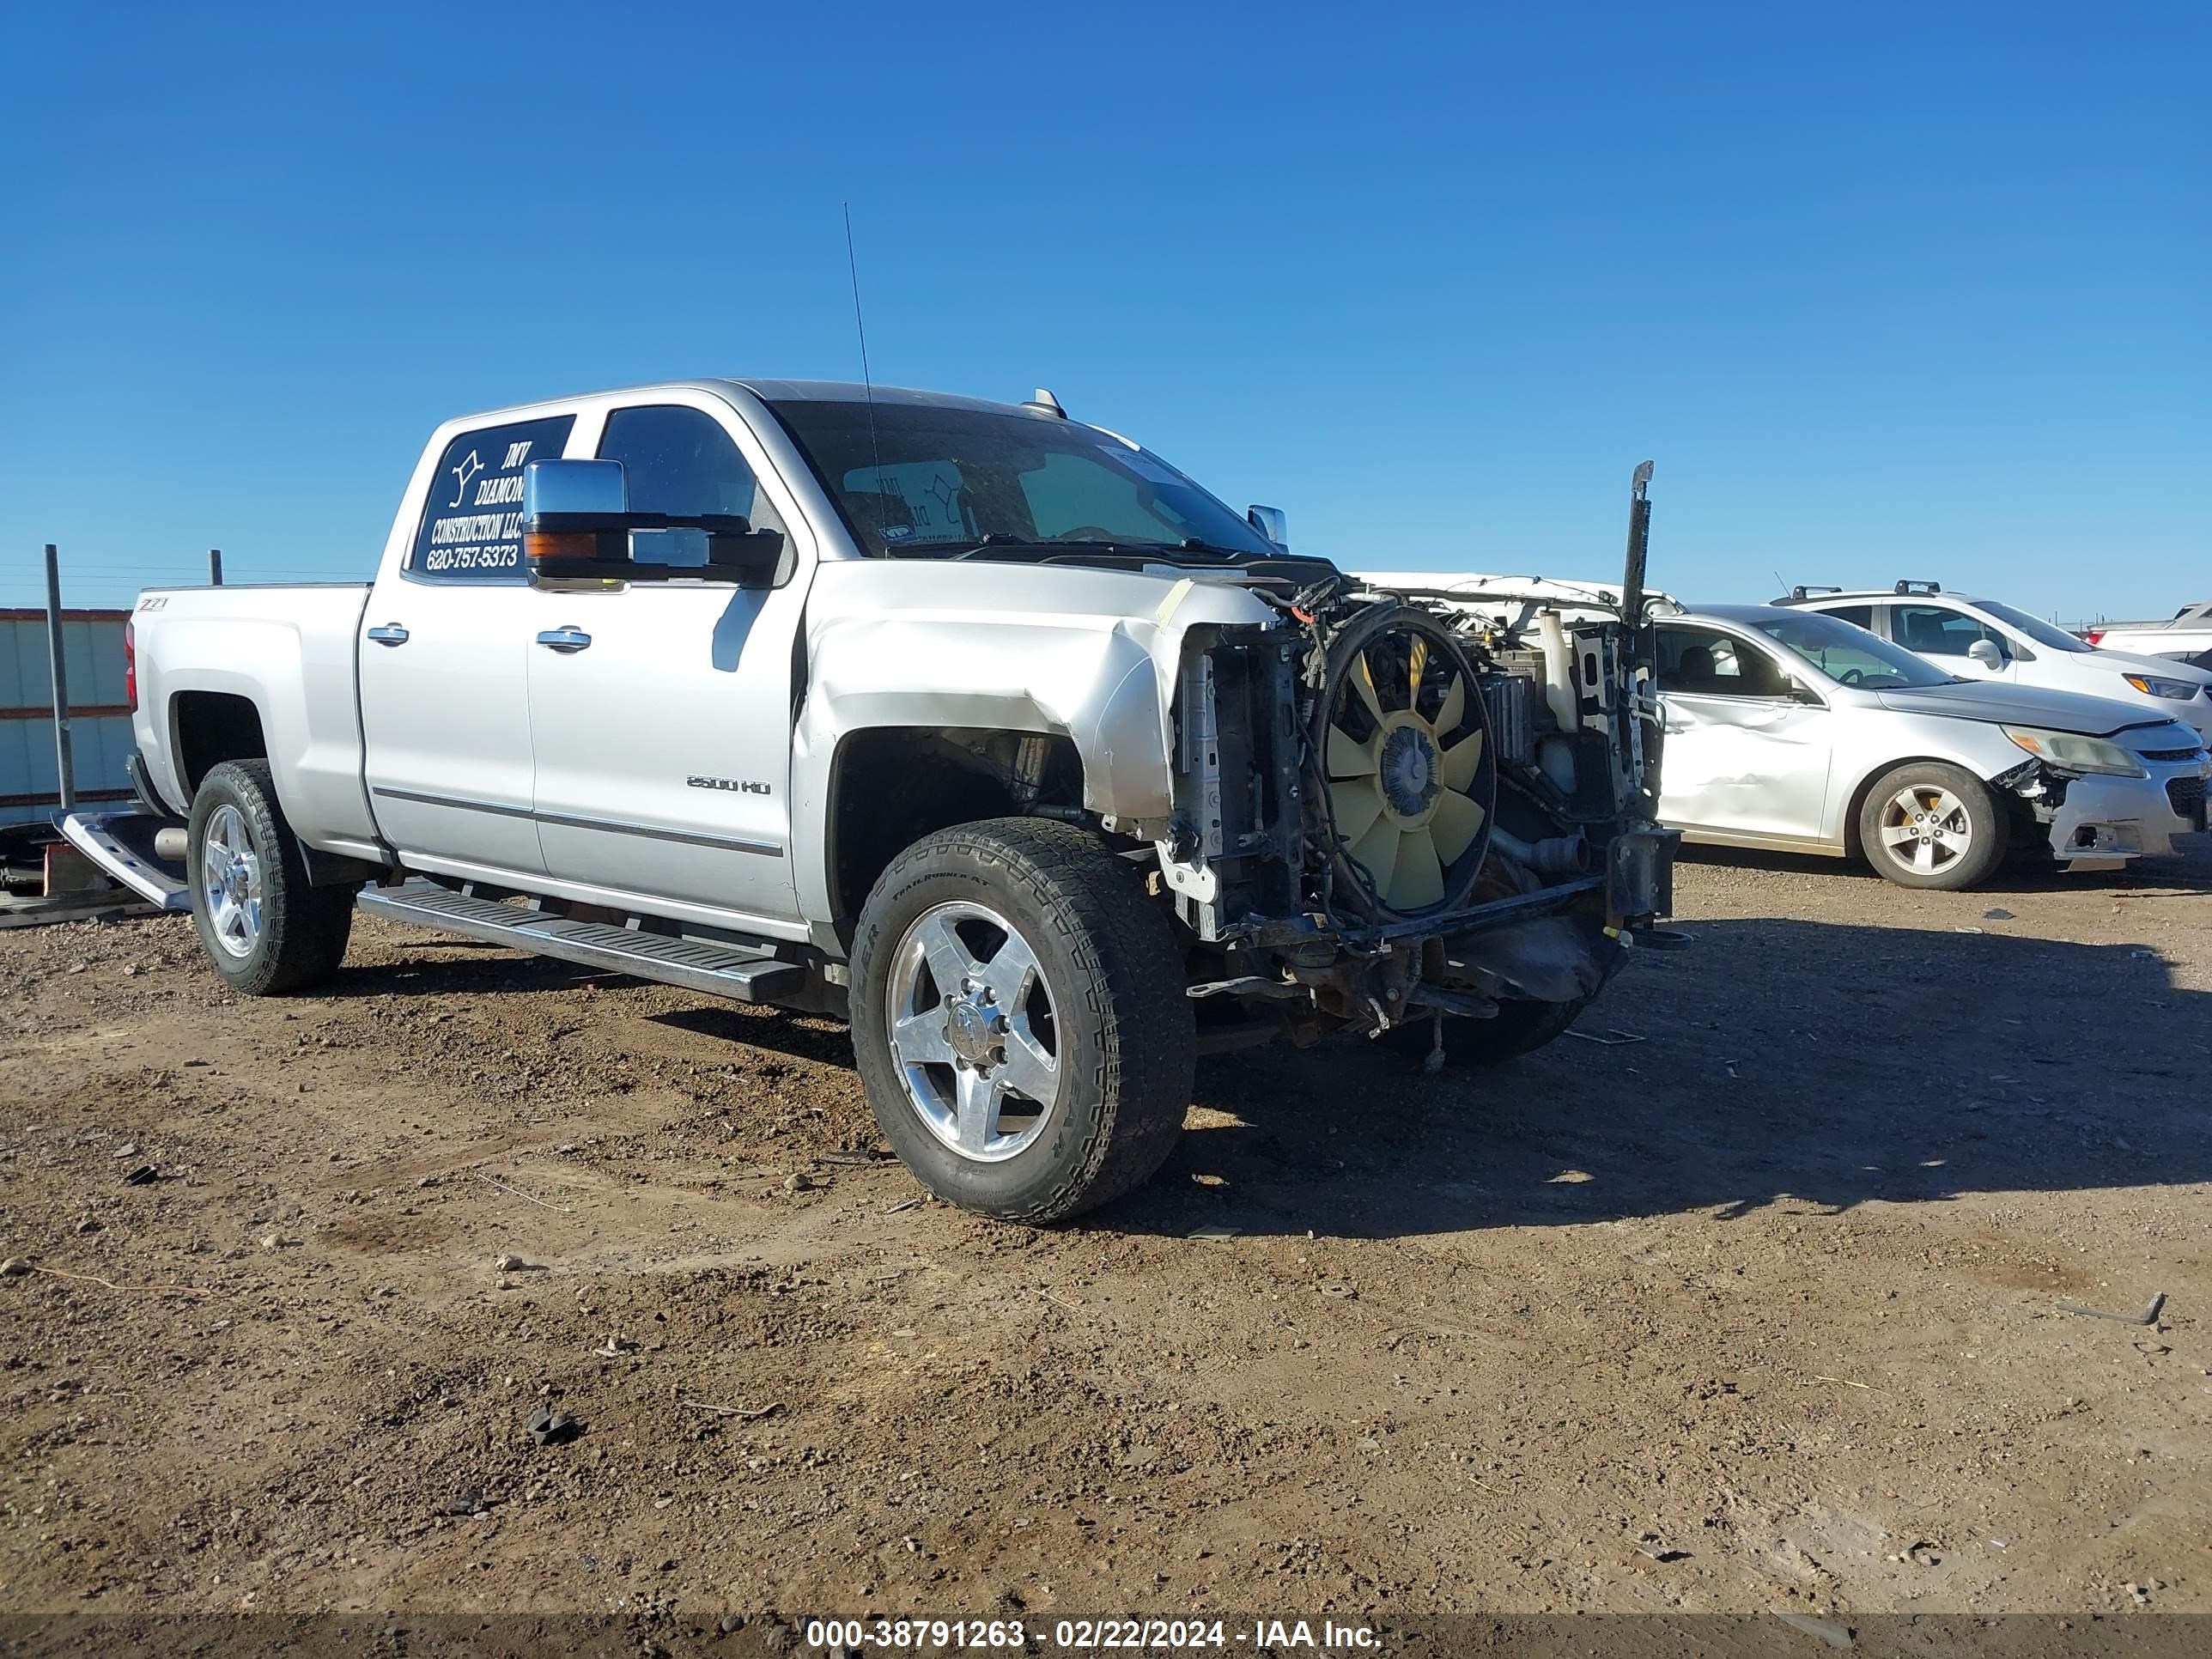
[785, 561, 1284, 941]
[793, 561, 1283, 822]
[805, 613, 1172, 817]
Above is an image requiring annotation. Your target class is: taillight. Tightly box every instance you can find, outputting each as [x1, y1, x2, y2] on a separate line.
[124, 617, 137, 712]
[2083, 629, 2105, 646]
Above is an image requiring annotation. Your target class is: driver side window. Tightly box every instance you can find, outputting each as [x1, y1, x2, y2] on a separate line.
[1657, 628, 1790, 698]
[596, 404, 792, 580]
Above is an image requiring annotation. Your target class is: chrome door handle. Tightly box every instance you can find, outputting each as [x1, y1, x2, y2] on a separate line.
[366, 623, 410, 647]
[536, 626, 592, 653]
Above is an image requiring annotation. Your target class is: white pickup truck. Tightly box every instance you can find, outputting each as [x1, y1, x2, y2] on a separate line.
[2083, 602, 2212, 670]
[77, 380, 1677, 1222]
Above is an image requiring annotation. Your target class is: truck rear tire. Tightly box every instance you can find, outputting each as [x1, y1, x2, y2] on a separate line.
[187, 759, 356, 995]
[850, 817, 1195, 1224]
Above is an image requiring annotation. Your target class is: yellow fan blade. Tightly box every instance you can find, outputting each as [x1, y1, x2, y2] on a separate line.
[1407, 635, 1427, 702]
[1327, 723, 1380, 778]
[1431, 788, 1486, 864]
[1350, 815, 1400, 897]
[1440, 727, 1484, 793]
[1391, 830, 1445, 910]
[1434, 675, 1465, 733]
[1328, 777, 1385, 842]
[1353, 652, 1387, 722]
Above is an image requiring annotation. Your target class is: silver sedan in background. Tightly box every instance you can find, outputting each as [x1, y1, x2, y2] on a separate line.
[1656, 605, 2209, 889]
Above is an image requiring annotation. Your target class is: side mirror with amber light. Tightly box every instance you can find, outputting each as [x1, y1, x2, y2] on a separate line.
[522, 459, 784, 585]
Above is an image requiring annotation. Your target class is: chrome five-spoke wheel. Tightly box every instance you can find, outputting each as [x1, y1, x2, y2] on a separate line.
[200, 802, 264, 958]
[885, 901, 1062, 1162]
[185, 759, 356, 994]
[851, 819, 1193, 1223]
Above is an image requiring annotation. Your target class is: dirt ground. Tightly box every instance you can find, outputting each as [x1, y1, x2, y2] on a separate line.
[3, 845, 2208, 1635]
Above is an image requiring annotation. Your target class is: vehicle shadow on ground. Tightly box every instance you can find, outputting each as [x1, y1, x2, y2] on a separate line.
[1092, 916, 2212, 1242]
[331, 896, 2210, 1246]
[322, 944, 630, 1000]
[321, 949, 863, 1066]
[1679, 842, 2212, 896]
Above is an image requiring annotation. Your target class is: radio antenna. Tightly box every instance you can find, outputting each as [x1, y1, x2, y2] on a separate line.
[842, 203, 884, 496]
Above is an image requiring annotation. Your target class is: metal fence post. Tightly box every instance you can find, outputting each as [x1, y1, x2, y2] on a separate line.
[43, 543, 76, 813]
[209, 547, 224, 586]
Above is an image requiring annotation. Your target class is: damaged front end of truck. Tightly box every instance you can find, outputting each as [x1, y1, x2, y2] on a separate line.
[1152, 466, 1682, 1062]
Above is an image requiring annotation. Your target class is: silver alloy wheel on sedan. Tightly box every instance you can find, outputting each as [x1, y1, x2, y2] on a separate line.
[885, 900, 1063, 1163]
[200, 803, 264, 958]
[1875, 784, 1973, 878]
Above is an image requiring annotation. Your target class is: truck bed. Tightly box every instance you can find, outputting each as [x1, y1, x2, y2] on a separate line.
[130, 581, 379, 846]
[2084, 600, 2212, 645]
[2085, 620, 2212, 664]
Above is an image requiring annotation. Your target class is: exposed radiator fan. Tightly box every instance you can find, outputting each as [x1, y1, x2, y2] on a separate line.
[1314, 604, 1497, 917]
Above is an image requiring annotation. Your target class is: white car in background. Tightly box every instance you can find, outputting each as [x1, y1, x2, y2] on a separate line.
[1656, 606, 2208, 890]
[1360, 574, 2209, 890]
[1776, 582, 2212, 742]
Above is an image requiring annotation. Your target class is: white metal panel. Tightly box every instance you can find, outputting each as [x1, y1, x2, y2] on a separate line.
[0, 610, 135, 826]
[0, 620, 38, 707]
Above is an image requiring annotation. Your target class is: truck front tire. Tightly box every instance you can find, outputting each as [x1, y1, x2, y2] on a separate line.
[850, 817, 1195, 1224]
[187, 759, 356, 995]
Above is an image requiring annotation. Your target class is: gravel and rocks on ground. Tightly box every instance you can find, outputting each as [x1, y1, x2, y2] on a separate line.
[1, 847, 2206, 1623]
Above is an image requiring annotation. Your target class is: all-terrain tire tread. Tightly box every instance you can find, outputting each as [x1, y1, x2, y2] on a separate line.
[854, 817, 1194, 1224]
[189, 759, 356, 996]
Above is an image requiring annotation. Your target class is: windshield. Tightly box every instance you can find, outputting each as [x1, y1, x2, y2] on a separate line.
[1752, 611, 1957, 690]
[1976, 599, 2091, 653]
[764, 398, 1279, 559]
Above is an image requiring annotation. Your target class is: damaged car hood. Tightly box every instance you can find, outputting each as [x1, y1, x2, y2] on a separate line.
[1875, 682, 2160, 737]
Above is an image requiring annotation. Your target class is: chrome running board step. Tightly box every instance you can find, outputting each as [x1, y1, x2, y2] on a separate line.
[58, 811, 192, 912]
[357, 879, 805, 1004]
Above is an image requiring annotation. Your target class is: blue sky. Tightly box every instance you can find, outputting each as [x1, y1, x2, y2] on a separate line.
[3, 2, 2204, 622]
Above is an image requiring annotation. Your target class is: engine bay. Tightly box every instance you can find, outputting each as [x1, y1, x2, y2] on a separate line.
[1158, 562, 1679, 1047]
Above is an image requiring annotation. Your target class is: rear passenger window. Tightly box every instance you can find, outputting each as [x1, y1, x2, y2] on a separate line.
[1824, 605, 1874, 630]
[1893, 604, 1999, 657]
[1656, 627, 1790, 697]
[410, 416, 576, 582]
[596, 404, 790, 577]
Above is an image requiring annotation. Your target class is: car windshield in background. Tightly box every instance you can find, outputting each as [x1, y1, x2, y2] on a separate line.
[1753, 611, 1955, 690]
[1977, 599, 2092, 653]
[764, 398, 1279, 560]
